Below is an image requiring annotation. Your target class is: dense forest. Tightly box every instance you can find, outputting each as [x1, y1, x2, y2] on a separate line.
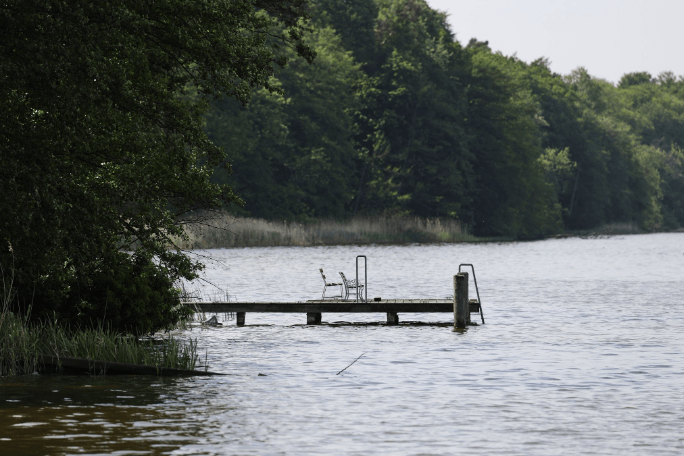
[2, 0, 683, 333]
[207, 0, 684, 238]
[0, 0, 315, 331]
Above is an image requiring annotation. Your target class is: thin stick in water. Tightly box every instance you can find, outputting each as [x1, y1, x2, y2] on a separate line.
[336, 353, 365, 375]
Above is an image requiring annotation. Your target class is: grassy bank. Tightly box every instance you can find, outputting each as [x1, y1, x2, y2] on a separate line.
[181, 214, 479, 249]
[1, 270, 200, 376]
[0, 310, 200, 377]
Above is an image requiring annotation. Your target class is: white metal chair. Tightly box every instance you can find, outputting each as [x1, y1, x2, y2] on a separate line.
[339, 271, 365, 301]
[319, 268, 342, 300]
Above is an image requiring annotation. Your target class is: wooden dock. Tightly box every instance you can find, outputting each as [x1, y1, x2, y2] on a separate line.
[185, 299, 481, 326]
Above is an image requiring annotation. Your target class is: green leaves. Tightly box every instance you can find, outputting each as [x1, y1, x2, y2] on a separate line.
[206, 23, 363, 220]
[352, 0, 472, 219]
[0, 0, 314, 333]
[202, 0, 684, 238]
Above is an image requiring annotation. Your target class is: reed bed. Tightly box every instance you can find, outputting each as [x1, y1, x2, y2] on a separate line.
[0, 310, 41, 377]
[1, 265, 200, 376]
[0, 312, 200, 377]
[40, 320, 199, 370]
[0, 260, 40, 376]
[181, 214, 477, 249]
[570, 222, 644, 239]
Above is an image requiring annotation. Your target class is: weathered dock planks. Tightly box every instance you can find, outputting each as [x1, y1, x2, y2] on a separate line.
[184, 299, 481, 326]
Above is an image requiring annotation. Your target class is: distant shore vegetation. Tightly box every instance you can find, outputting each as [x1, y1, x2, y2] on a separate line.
[206, 0, 684, 241]
[178, 214, 668, 249]
[180, 213, 478, 248]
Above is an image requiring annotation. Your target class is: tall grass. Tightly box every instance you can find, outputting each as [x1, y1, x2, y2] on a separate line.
[1, 257, 200, 376]
[1, 312, 200, 376]
[181, 213, 477, 249]
[0, 312, 41, 377]
[0, 256, 40, 376]
[40, 319, 199, 370]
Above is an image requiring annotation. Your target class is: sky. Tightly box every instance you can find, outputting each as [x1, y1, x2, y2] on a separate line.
[426, 0, 684, 85]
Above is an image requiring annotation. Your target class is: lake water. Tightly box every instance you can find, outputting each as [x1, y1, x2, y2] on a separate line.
[2, 233, 684, 455]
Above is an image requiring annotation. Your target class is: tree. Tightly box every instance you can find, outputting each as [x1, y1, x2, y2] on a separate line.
[564, 68, 665, 230]
[315, 0, 379, 68]
[206, 24, 363, 220]
[353, 0, 474, 219]
[618, 72, 653, 89]
[466, 42, 560, 238]
[0, 0, 314, 333]
[617, 72, 684, 228]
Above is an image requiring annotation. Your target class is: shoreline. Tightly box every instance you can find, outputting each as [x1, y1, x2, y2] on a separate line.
[179, 215, 681, 249]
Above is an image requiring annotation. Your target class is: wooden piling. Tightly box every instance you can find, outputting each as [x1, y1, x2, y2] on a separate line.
[307, 312, 322, 325]
[453, 273, 469, 329]
[236, 312, 245, 326]
[387, 312, 399, 325]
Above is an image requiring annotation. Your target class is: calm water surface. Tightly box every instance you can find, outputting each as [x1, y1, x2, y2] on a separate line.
[2, 233, 684, 455]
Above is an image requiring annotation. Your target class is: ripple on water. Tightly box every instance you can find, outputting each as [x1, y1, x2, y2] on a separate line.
[2, 234, 684, 454]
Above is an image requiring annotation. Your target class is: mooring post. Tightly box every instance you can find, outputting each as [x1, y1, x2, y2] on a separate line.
[453, 273, 468, 329]
[387, 312, 399, 325]
[236, 312, 245, 326]
[307, 312, 322, 325]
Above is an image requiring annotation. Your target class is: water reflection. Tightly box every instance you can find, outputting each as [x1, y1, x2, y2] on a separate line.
[1, 376, 189, 454]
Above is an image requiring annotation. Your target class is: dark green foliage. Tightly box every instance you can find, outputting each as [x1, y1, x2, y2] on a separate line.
[557, 68, 684, 230]
[0, 0, 313, 333]
[619, 72, 653, 88]
[466, 44, 560, 237]
[61, 251, 193, 335]
[356, 0, 473, 219]
[314, 0, 379, 67]
[201, 0, 683, 236]
[615, 74, 684, 228]
[4, 0, 680, 338]
[207, 24, 361, 220]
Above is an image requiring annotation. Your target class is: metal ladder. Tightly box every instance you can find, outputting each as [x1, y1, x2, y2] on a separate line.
[355, 255, 368, 303]
[459, 263, 485, 324]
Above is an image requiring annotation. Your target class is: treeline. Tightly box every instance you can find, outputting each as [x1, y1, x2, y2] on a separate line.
[206, 0, 684, 238]
[0, 0, 315, 332]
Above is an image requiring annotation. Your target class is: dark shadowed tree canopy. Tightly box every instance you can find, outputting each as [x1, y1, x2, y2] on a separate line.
[0, 0, 314, 333]
[205, 0, 684, 237]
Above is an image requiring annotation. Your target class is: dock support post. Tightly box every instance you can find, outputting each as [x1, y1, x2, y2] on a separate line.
[454, 273, 469, 329]
[236, 312, 245, 326]
[307, 312, 322, 325]
[387, 312, 399, 325]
